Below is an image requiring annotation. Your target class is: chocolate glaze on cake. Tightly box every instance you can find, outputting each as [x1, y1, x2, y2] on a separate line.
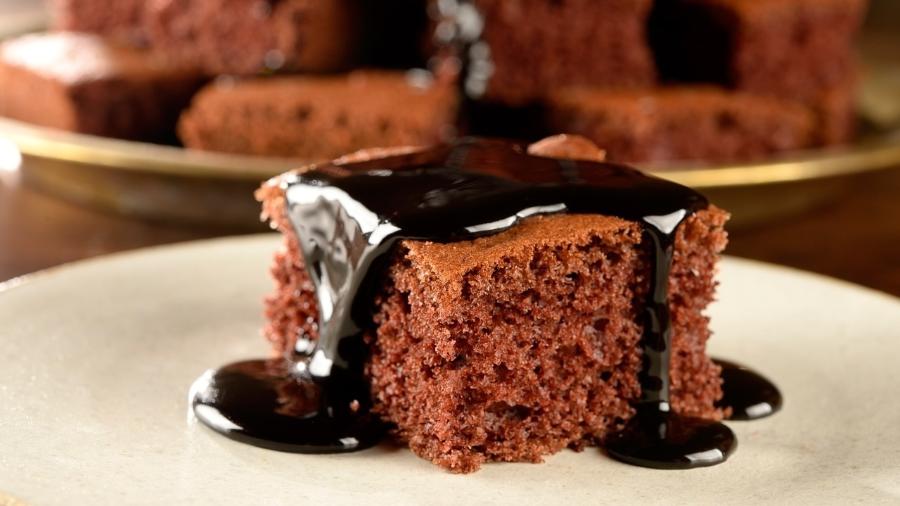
[191, 138, 781, 470]
[715, 359, 783, 420]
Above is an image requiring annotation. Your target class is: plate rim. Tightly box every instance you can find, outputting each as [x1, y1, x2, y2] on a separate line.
[2, 116, 900, 188]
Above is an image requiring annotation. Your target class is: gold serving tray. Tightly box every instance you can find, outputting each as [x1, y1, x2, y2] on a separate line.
[1, 10, 898, 229]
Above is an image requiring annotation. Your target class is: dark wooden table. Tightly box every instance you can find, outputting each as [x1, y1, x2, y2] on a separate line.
[2, 166, 899, 296]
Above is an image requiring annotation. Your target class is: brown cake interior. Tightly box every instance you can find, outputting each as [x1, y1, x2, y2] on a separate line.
[258, 170, 729, 472]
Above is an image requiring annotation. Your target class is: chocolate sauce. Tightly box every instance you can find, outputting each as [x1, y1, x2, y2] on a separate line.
[190, 138, 779, 469]
[716, 359, 783, 421]
[606, 404, 737, 469]
[432, 0, 551, 141]
[191, 359, 384, 452]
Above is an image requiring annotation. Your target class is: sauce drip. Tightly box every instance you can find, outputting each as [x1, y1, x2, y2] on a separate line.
[716, 359, 783, 421]
[191, 359, 384, 452]
[606, 404, 737, 469]
[190, 138, 780, 467]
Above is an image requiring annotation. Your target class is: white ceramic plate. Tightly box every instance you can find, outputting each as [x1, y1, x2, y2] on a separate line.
[1, 236, 899, 505]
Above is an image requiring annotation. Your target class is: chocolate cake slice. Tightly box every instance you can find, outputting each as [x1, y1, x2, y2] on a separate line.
[545, 86, 816, 163]
[146, 0, 362, 75]
[650, 0, 867, 145]
[650, 0, 867, 100]
[252, 136, 730, 472]
[0, 32, 204, 141]
[51, 0, 148, 46]
[178, 71, 458, 160]
[432, 0, 656, 106]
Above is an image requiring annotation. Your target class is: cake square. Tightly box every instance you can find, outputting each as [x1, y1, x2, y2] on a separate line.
[0, 32, 204, 141]
[146, 0, 362, 75]
[178, 71, 459, 160]
[651, 0, 866, 97]
[546, 86, 816, 163]
[650, 0, 866, 143]
[50, 0, 148, 46]
[433, 0, 656, 106]
[256, 137, 729, 472]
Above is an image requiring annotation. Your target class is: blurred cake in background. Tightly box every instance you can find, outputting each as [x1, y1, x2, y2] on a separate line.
[545, 87, 816, 163]
[650, 0, 867, 145]
[0, 32, 203, 141]
[0, 0, 870, 164]
[50, 0, 148, 45]
[433, 0, 868, 163]
[145, 0, 363, 75]
[178, 70, 458, 159]
[437, 0, 657, 106]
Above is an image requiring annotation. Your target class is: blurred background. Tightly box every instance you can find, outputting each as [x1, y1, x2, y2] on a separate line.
[0, 0, 898, 295]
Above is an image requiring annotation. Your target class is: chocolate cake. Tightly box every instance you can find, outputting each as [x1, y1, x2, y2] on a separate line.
[0, 32, 204, 141]
[650, 0, 867, 144]
[810, 76, 859, 145]
[178, 71, 458, 160]
[146, 0, 362, 75]
[239, 136, 732, 472]
[50, 0, 148, 46]
[546, 87, 816, 163]
[432, 0, 656, 106]
[651, 0, 866, 97]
